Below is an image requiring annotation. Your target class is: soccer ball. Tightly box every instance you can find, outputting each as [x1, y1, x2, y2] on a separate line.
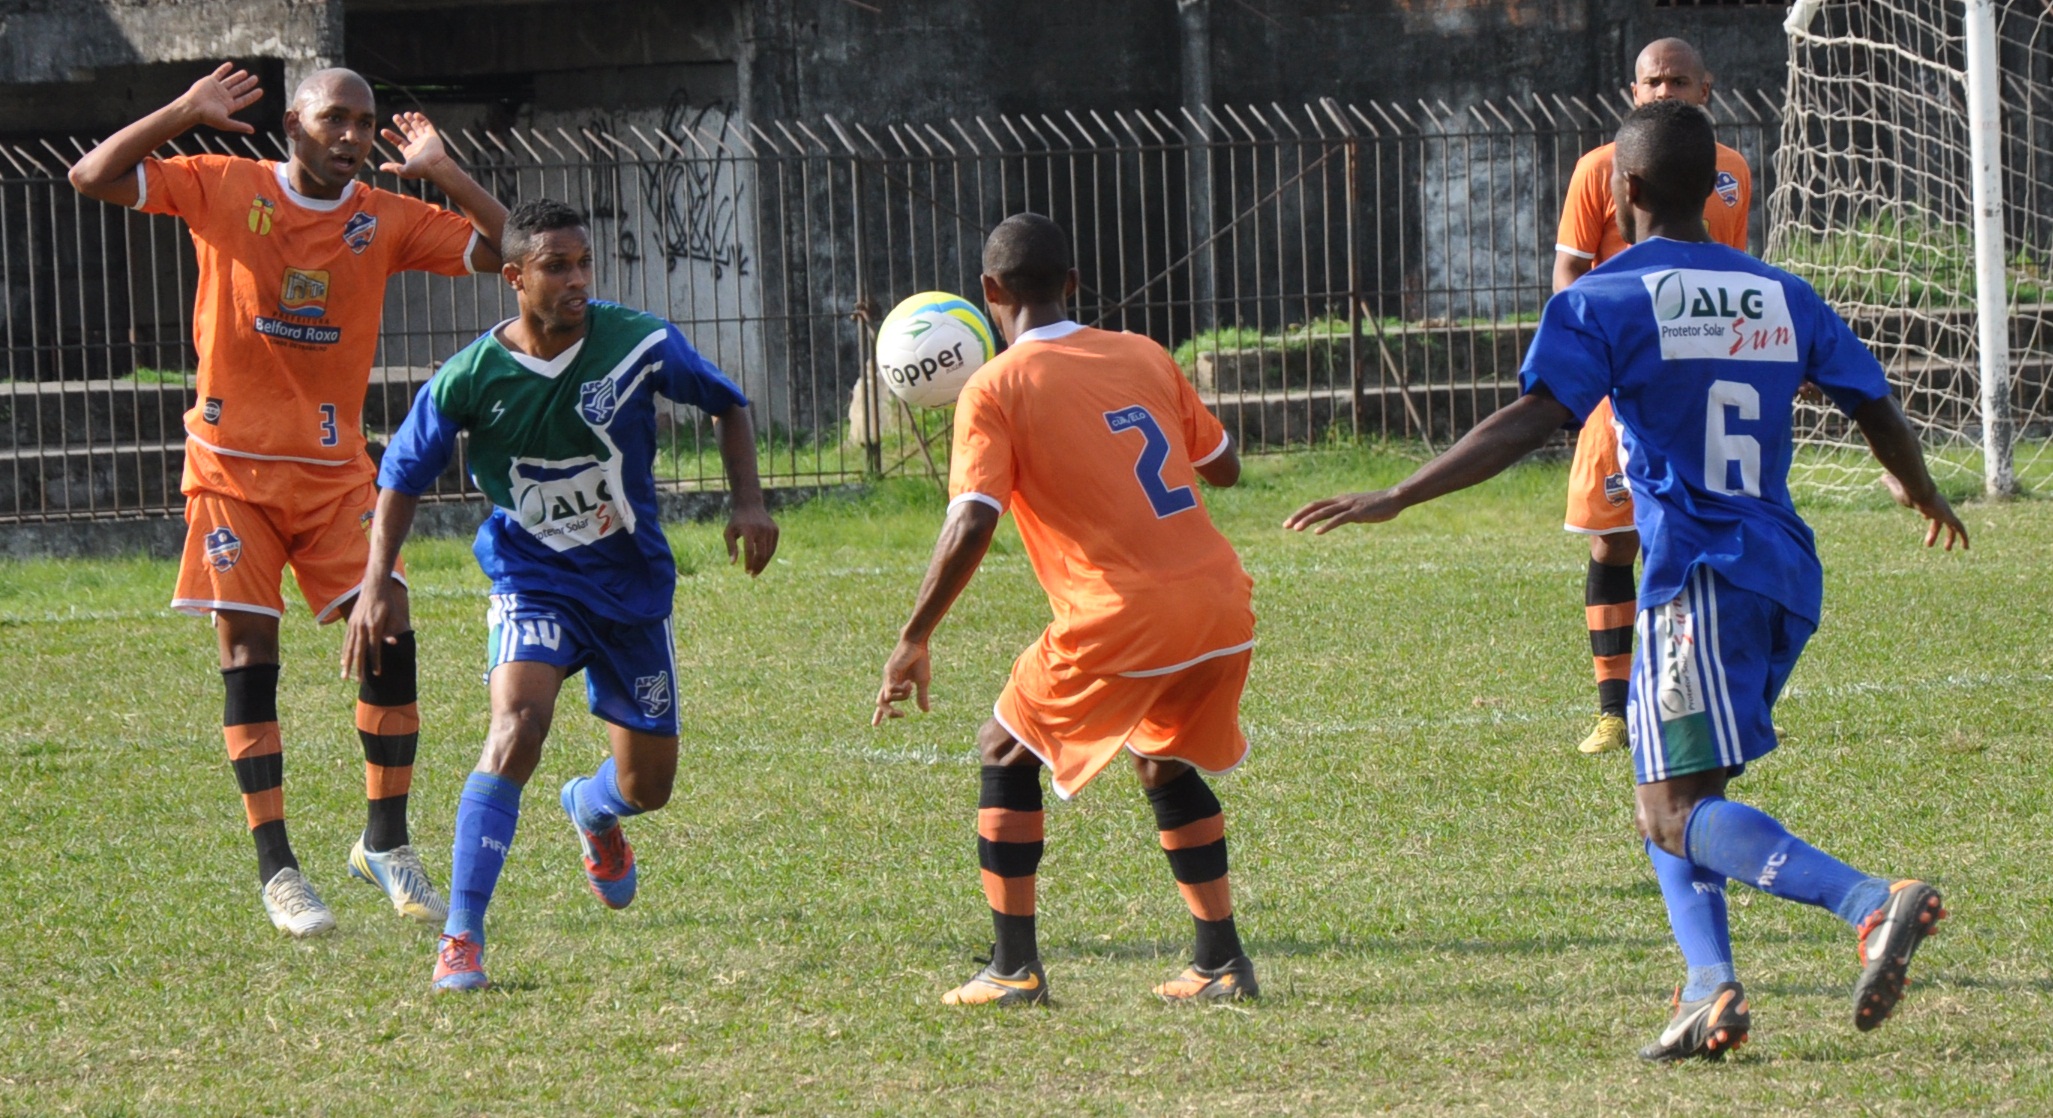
[874, 292, 996, 408]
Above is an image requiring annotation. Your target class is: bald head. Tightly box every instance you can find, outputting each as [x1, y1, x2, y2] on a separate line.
[1632, 38, 1712, 107]
[291, 68, 374, 115]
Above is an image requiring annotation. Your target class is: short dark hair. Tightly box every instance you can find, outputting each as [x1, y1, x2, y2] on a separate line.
[1613, 100, 1718, 217]
[982, 213, 1072, 303]
[501, 199, 588, 265]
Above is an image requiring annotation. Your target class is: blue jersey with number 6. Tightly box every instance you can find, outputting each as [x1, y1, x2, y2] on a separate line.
[1520, 238, 1893, 624]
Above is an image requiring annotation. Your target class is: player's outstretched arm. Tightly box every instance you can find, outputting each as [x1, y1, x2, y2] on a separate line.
[1285, 388, 1573, 534]
[69, 62, 262, 205]
[873, 501, 1000, 725]
[380, 110, 509, 272]
[342, 488, 421, 680]
[1852, 396, 1970, 551]
[712, 404, 778, 575]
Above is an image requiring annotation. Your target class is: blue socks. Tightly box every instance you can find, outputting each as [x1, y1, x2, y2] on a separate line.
[445, 771, 523, 945]
[1647, 840, 1736, 1000]
[1684, 797, 1891, 927]
[571, 757, 644, 834]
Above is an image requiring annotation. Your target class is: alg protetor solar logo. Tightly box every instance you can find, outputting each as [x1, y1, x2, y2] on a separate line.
[1642, 268, 1796, 362]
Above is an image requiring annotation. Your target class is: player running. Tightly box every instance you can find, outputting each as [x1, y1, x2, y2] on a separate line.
[68, 63, 506, 936]
[1554, 39, 1752, 757]
[874, 213, 1258, 1006]
[1288, 100, 1963, 1059]
[346, 199, 778, 993]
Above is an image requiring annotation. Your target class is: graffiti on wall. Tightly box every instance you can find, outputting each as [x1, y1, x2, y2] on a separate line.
[641, 93, 750, 279]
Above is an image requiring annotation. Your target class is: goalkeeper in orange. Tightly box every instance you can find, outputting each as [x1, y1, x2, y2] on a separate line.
[873, 214, 1259, 1006]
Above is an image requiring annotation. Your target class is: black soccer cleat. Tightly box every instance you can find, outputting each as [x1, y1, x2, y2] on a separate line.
[1852, 879, 1946, 1032]
[1154, 955, 1259, 1003]
[1638, 981, 1751, 1063]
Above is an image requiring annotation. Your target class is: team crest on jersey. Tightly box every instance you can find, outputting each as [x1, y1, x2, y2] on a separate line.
[1603, 471, 1630, 506]
[1714, 170, 1741, 208]
[634, 672, 673, 720]
[342, 211, 377, 253]
[247, 196, 275, 235]
[203, 526, 243, 572]
[359, 509, 374, 533]
[578, 376, 621, 426]
[279, 267, 330, 318]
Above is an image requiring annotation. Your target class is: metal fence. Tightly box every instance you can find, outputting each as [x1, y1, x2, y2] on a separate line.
[0, 89, 1781, 523]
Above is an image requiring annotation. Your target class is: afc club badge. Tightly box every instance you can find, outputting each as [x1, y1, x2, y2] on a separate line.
[1715, 170, 1741, 208]
[579, 376, 621, 426]
[342, 211, 378, 253]
[1603, 472, 1630, 507]
[634, 672, 673, 720]
[203, 526, 243, 572]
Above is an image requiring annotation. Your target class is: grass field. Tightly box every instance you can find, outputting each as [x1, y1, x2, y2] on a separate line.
[3, 448, 2050, 1116]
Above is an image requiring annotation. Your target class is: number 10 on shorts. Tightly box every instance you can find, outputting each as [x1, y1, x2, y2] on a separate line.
[1104, 405, 1197, 519]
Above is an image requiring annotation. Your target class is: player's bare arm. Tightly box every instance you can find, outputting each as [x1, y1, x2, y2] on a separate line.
[712, 404, 778, 575]
[1852, 397, 1970, 550]
[873, 500, 1001, 725]
[68, 62, 262, 205]
[342, 488, 422, 680]
[1196, 441, 1241, 488]
[1553, 251, 1594, 293]
[1284, 388, 1573, 533]
[379, 110, 508, 272]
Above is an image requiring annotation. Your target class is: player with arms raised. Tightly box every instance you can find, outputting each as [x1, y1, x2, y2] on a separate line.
[69, 63, 507, 936]
[875, 214, 1258, 1006]
[1288, 101, 1963, 1059]
[1555, 39, 1752, 757]
[348, 200, 778, 992]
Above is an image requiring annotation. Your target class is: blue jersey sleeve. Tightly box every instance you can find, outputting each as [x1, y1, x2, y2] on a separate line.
[1518, 289, 1614, 422]
[656, 325, 749, 415]
[1801, 291, 1894, 417]
[377, 381, 463, 496]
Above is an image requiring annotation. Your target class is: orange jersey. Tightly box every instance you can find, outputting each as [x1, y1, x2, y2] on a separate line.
[136, 155, 478, 478]
[949, 323, 1254, 676]
[1555, 141, 1751, 266]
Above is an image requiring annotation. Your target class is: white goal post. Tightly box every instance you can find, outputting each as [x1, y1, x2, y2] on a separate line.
[1769, 0, 2053, 497]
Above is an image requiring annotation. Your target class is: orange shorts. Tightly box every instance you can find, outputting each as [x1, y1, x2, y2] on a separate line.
[173, 447, 399, 622]
[1564, 396, 1634, 535]
[995, 634, 1252, 800]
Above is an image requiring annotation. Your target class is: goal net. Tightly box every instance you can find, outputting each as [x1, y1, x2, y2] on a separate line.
[1768, 0, 2053, 496]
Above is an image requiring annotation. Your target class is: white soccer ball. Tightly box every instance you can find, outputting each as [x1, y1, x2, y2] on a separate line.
[874, 292, 997, 408]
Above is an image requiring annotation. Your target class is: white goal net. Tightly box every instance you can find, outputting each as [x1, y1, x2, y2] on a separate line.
[1769, 0, 2053, 495]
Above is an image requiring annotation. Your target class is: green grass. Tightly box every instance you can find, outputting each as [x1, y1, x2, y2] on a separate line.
[1772, 212, 2050, 307]
[121, 367, 196, 385]
[3, 449, 2051, 1115]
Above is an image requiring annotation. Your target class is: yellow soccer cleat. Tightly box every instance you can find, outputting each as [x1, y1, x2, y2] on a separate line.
[942, 960, 1049, 1006]
[1577, 713, 1629, 755]
[1154, 956, 1259, 1003]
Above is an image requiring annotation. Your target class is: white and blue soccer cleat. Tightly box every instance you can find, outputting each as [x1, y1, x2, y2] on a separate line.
[348, 836, 449, 924]
[261, 867, 337, 938]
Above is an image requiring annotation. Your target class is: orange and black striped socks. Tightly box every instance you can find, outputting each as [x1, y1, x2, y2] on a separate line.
[977, 763, 1044, 973]
[1586, 558, 1637, 717]
[223, 664, 294, 885]
[1146, 768, 1243, 969]
[356, 631, 420, 853]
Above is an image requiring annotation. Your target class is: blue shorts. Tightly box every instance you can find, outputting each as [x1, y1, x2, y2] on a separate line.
[485, 591, 680, 736]
[1627, 565, 1812, 785]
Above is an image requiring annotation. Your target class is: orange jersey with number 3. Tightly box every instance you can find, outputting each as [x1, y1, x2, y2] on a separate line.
[948, 324, 1254, 676]
[1556, 141, 1752, 265]
[136, 155, 477, 485]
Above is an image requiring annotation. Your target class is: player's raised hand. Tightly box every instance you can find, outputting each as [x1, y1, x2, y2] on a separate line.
[1881, 472, 1970, 551]
[1283, 489, 1407, 534]
[181, 62, 263, 134]
[872, 638, 932, 726]
[725, 504, 780, 577]
[379, 112, 452, 178]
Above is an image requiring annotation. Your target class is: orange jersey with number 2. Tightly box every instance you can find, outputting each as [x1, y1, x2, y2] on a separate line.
[949, 324, 1254, 677]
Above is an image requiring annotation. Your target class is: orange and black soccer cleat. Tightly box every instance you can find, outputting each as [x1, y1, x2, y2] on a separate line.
[942, 960, 1050, 1007]
[1638, 981, 1750, 1062]
[1153, 955, 1259, 1003]
[1853, 879, 1946, 1031]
